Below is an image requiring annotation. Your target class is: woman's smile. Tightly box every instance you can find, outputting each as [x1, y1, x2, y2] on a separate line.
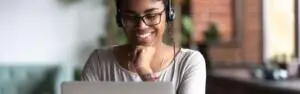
[135, 30, 156, 45]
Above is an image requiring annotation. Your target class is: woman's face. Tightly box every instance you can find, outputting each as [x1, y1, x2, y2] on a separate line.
[120, 0, 166, 46]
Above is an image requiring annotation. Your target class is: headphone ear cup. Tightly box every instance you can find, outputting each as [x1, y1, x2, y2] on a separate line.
[167, 8, 175, 22]
[116, 13, 123, 27]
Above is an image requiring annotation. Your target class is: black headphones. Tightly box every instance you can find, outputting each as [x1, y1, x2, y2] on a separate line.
[115, 0, 175, 27]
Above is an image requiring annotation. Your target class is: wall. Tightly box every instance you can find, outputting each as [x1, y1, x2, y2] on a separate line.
[191, 0, 263, 65]
[0, 0, 107, 65]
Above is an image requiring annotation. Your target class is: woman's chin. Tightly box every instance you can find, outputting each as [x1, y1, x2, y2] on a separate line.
[135, 41, 155, 46]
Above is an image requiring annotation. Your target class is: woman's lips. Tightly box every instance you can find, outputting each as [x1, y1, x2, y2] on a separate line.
[137, 32, 152, 38]
[136, 31, 155, 44]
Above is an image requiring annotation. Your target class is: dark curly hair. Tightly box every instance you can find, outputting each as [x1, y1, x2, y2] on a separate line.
[115, 0, 169, 11]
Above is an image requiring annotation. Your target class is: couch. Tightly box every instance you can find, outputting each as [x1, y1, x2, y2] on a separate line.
[0, 65, 73, 94]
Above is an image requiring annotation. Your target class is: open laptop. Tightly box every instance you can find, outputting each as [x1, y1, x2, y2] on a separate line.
[61, 81, 175, 94]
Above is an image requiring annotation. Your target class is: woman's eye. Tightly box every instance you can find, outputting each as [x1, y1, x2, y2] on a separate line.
[145, 14, 157, 20]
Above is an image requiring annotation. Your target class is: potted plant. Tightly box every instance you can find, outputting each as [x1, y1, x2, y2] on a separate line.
[199, 22, 220, 71]
[204, 22, 220, 45]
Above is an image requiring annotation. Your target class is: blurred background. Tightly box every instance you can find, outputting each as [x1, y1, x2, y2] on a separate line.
[0, 0, 299, 94]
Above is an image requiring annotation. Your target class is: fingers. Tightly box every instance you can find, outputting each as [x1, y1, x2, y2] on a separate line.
[132, 46, 156, 67]
[133, 49, 142, 65]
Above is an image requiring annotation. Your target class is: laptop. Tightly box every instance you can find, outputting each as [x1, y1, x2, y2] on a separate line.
[61, 81, 175, 94]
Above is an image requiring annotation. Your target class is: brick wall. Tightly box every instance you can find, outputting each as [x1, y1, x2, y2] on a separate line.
[191, 0, 262, 65]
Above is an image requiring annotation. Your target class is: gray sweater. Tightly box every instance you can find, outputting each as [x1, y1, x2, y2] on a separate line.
[81, 47, 206, 94]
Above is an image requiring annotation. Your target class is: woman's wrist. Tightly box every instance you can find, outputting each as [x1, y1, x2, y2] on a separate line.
[136, 66, 152, 74]
[135, 67, 158, 81]
[140, 73, 158, 81]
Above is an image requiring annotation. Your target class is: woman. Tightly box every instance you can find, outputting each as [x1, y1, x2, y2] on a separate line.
[81, 0, 206, 94]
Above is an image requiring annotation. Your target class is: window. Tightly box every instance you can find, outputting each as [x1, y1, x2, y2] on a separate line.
[263, 0, 297, 60]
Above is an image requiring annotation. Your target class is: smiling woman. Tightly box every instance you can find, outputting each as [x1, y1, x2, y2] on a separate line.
[80, 0, 206, 94]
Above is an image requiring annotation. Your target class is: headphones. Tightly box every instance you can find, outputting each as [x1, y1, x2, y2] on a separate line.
[115, 0, 176, 27]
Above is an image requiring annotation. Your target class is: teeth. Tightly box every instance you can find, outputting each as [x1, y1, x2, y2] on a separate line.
[138, 32, 151, 38]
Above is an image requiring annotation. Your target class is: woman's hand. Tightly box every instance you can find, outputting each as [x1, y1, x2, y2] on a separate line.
[133, 46, 155, 75]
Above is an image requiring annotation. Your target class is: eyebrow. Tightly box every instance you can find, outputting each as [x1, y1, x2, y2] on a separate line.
[145, 8, 160, 13]
[123, 8, 160, 14]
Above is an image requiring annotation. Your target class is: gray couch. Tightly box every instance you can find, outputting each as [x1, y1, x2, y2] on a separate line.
[0, 65, 73, 94]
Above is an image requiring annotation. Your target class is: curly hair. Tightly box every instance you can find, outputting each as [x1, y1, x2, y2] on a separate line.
[115, 0, 169, 11]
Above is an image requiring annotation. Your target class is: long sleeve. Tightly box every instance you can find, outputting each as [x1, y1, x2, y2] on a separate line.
[177, 51, 206, 94]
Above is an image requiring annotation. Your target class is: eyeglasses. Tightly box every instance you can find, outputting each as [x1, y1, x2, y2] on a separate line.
[121, 10, 165, 27]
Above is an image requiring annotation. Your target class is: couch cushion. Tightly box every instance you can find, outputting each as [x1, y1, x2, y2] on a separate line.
[0, 66, 59, 94]
[0, 83, 18, 94]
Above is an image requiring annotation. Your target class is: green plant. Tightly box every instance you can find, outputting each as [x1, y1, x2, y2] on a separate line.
[58, 0, 81, 5]
[204, 23, 220, 45]
[181, 15, 193, 46]
[74, 67, 82, 81]
[99, 0, 127, 47]
[181, 16, 220, 47]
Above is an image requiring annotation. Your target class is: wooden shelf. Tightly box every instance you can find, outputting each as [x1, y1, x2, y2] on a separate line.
[207, 68, 300, 94]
